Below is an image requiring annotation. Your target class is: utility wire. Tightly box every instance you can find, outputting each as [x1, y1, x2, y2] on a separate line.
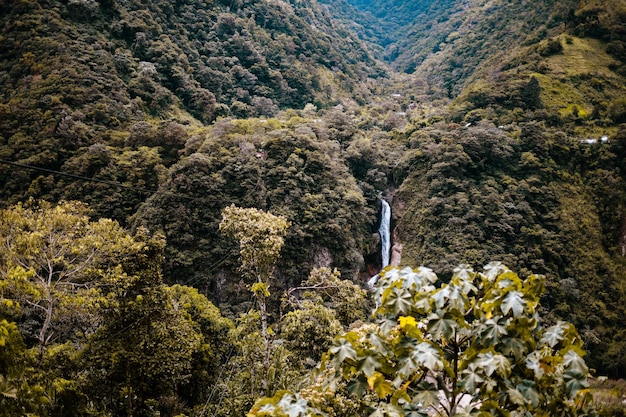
[0, 158, 199, 201]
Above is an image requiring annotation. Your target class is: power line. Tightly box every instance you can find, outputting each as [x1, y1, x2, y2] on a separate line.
[0, 158, 198, 201]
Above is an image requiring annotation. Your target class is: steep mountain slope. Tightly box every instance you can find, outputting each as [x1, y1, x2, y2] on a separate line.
[342, 0, 626, 139]
[450, 1, 626, 134]
[0, 0, 384, 218]
[347, 0, 458, 62]
[347, 0, 434, 26]
[316, 0, 398, 56]
[335, 0, 626, 376]
[344, 0, 626, 104]
[393, 0, 577, 89]
[319, 0, 447, 56]
[1, 0, 626, 380]
[393, 121, 626, 375]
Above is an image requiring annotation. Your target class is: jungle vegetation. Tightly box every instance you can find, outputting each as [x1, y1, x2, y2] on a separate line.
[1, 0, 626, 415]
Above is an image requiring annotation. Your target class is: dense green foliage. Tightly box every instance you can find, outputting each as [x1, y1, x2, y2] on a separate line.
[132, 117, 375, 305]
[0, 200, 138, 354]
[345, 0, 626, 120]
[0, 203, 236, 416]
[1, 0, 626, 414]
[0, 0, 383, 219]
[250, 264, 596, 417]
[393, 121, 626, 376]
[0, 200, 370, 416]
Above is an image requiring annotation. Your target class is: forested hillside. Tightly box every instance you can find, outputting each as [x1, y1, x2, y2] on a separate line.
[0, 0, 383, 217]
[2, 0, 626, 415]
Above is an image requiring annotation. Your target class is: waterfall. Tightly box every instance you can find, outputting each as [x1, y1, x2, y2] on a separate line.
[379, 199, 391, 269]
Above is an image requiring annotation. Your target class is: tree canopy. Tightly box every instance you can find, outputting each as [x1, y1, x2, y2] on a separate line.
[0, 199, 138, 356]
[250, 263, 596, 417]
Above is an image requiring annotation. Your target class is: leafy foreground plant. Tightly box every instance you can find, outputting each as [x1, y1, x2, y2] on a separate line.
[249, 263, 596, 417]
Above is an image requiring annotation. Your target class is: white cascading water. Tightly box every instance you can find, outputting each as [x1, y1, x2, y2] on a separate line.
[379, 199, 391, 269]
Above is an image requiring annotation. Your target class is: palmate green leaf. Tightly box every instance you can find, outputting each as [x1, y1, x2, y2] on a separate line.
[453, 264, 474, 280]
[347, 375, 369, 397]
[501, 337, 527, 357]
[483, 261, 507, 282]
[461, 362, 485, 392]
[401, 401, 429, 417]
[496, 271, 523, 290]
[432, 286, 449, 310]
[384, 286, 413, 315]
[392, 267, 426, 291]
[413, 294, 432, 314]
[479, 317, 509, 346]
[500, 291, 525, 317]
[562, 349, 587, 373]
[507, 387, 526, 406]
[359, 354, 382, 378]
[414, 342, 443, 371]
[454, 275, 478, 297]
[373, 269, 400, 299]
[397, 350, 421, 379]
[476, 351, 510, 378]
[379, 318, 399, 336]
[517, 380, 539, 408]
[381, 268, 402, 284]
[496, 278, 514, 290]
[447, 285, 466, 312]
[402, 270, 426, 290]
[276, 393, 310, 417]
[483, 378, 498, 394]
[412, 383, 440, 409]
[525, 351, 544, 378]
[540, 323, 564, 348]
[330, 338, 357, 368]
[398, 335, 419, 350]
[368, 332, 392, 356]
[427, 312, 456, 340]
[563, 369, 589, 397]
[416, 266, 438, 284]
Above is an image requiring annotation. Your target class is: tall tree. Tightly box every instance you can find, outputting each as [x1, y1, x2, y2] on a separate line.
[220, 205, 290, 397]
[80, 233, 208, 417]
[0, 200, 138, 358]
